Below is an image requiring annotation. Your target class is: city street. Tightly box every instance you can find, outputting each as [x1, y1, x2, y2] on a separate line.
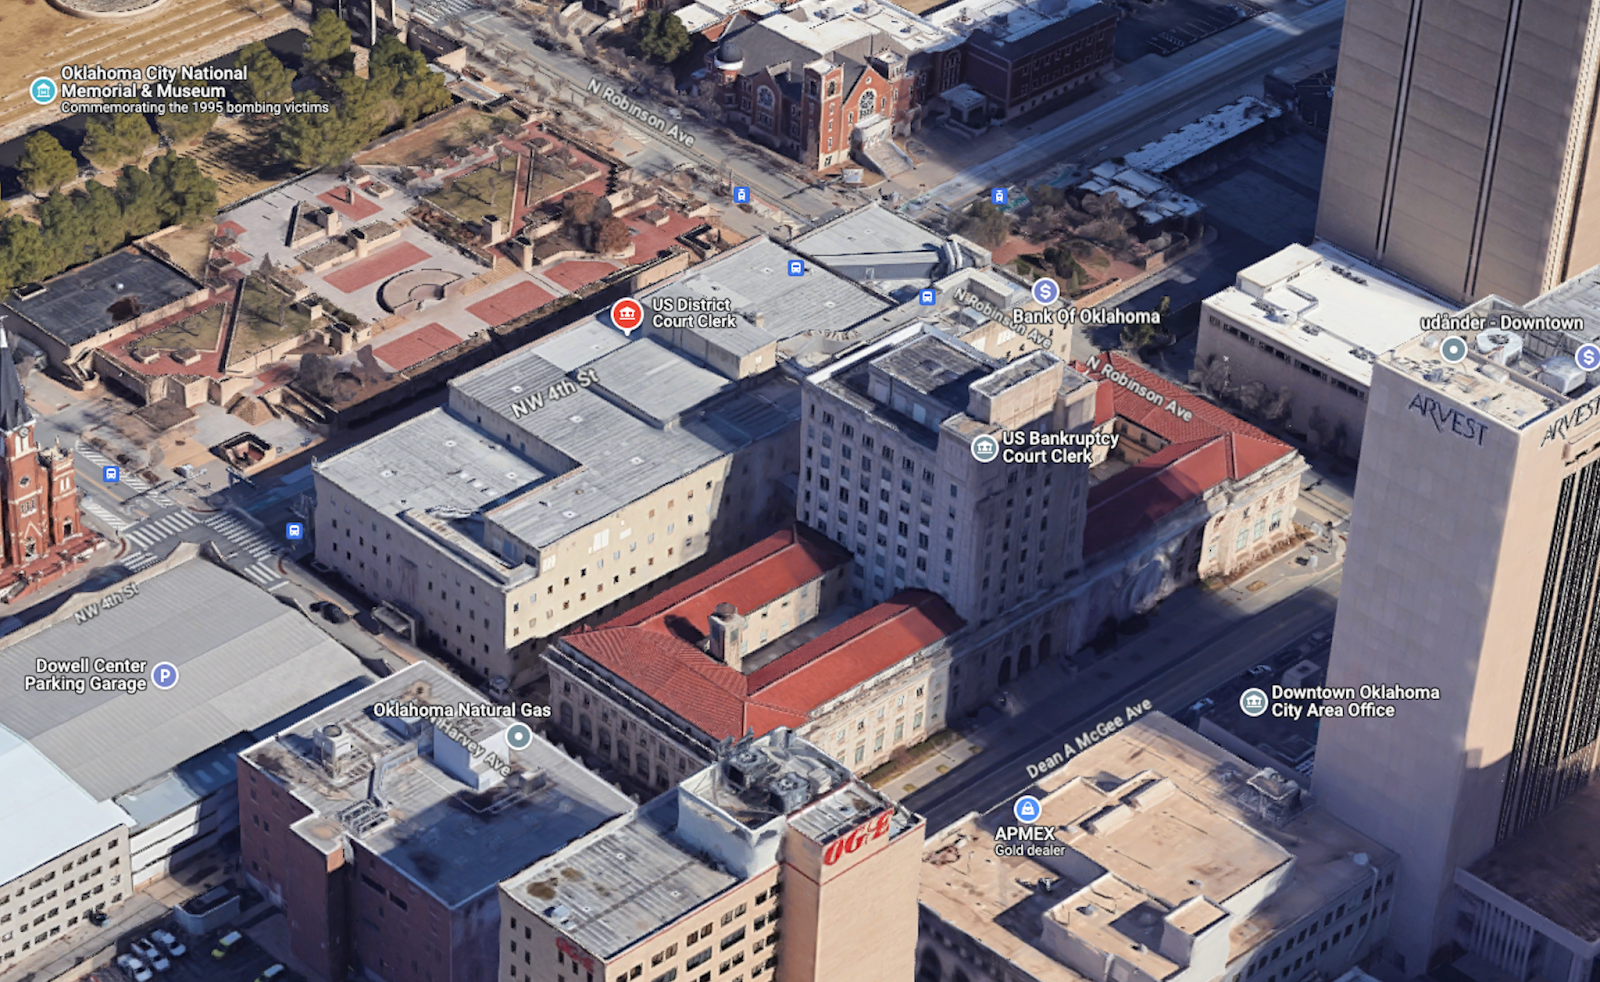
[898, 0, 1346, 215]
[898, 543, 1344, 833]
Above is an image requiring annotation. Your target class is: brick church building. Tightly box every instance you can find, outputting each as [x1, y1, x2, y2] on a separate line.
[0, 330, 92, 601]
[693, 0, 1117, 174]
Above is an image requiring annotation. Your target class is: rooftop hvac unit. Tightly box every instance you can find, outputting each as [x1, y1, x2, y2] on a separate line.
[1538, 356, 1587, 394]
[766, 772, 811, 813]
[1477, 329, 1523, 365]
[314, 723, 355, 774]
[725, 748, 769, 789]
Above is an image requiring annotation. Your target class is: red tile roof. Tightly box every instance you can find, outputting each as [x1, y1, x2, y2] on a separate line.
[607, 526, 852, 637]
[1073, 352, 1295, 556]
[565, 529, 964, 740]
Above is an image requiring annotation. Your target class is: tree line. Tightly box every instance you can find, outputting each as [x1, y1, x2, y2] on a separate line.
[0, 153, 217, 294]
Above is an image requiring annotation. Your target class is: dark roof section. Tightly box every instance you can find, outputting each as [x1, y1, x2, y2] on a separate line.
[0, 332, 28, 433]
[964, 1, 1117, 61]
[1, 249, 200, 348]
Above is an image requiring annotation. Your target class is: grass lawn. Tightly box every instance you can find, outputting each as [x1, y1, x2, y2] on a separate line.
[526, 164, 587, 207]
[360, 106, 503, 168]
[138, 304, 228, 352]
[229, 276, 313, 367]
[425, 161, 520, 223]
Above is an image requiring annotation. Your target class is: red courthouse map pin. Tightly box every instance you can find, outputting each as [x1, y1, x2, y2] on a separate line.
[611, 298, 644, 334]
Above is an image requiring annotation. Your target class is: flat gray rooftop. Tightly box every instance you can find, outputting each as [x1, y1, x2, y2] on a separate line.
[528, 319, 631, 371]
[509, 799, 737, 959]
[0, 556, 373, 801]
[455, 349, 797, 549]
[316, 408, 549, 519]
[247, 663, 631, 908]
[2, 250, 200, 347]
[585, 340, 732, 426]
[644, 237, 893, 350]
[793, 205, 951, 292]
[0, 725, 130, 886]
[873, 332, 993, 405]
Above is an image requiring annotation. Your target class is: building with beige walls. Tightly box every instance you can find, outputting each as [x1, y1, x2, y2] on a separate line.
[312, 236, 907, 686]
[499, 729, 924, 982]
[0, 729, 132, 970]
[543, 525, 964, 791]
[1317, 0, 1600, 304]
[1197, 242, 1450, 456]
[918, 714, 1397, 982]
[797, 325, 1304, 715]
[1313, 329, 1600, 975]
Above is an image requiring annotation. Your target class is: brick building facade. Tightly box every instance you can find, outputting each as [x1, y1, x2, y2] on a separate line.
[0, 330, 90, 601]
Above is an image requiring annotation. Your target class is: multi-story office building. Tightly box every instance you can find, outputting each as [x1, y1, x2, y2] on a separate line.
[919, 713, 1397, 982]
[239, 662, 632, 982]
[313, 237, 897, 684]
[1197, 242, 1449, 456]
[545, 525, 963, 788]
[0, 730, 131, 970]
[798, 326, 1303, 710]
[0, 548, 374, 976]
[1313, 329, 1600, 973]
[499, 728, 924, 982]
[1317, 0, 1600, 304]
[803, 324, 1099, 621]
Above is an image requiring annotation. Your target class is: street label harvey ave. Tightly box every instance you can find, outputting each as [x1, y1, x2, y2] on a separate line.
[1026, 698, 1153, 779]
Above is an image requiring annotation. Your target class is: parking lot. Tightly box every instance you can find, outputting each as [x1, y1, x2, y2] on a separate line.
[92, 925, 291, 982]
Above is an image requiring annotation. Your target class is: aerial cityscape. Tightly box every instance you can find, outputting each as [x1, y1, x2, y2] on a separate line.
[0, 0, 1596, 981]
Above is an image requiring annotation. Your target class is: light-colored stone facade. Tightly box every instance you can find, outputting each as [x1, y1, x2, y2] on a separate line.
[1314, 333, 1600, 974]
[1317, 0, 1600, 304]
[0, 826, 130, 968]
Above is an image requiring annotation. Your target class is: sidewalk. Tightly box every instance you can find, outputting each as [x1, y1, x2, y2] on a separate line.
[878, 536, 1344, 800]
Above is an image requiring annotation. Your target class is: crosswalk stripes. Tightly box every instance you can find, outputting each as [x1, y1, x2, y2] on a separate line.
[80, 495, 129, 532]
[123, 511, 199, 550]
[240, 562, 285, 588]
[205, 513, 283, 562]
[121, 551, 159, 572]
[73, 443, 175, 505]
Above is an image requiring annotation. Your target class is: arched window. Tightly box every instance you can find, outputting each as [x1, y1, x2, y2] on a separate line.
[859, 89, 877, 117]
[559, 703, 573, 730]
[757, 86, 775, 109]
[827, 80, 839, 96]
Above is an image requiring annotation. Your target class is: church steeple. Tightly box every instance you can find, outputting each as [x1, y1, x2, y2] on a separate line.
[0, 330, 29, 434]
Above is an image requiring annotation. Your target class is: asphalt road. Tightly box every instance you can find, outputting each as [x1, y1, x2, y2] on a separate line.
[903, 0, 1346, 215]
[905, 575, 1340, 832]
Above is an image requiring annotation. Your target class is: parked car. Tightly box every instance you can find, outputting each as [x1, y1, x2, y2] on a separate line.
[1310, 630, 1331, 644]
[1188, 697, 1215, 715]
[321, 605, 350, 625]
[256, 965, 288, 982]
[211, 931, 243, 959]
[151, 929, 186, 957]
[117, 954, 153, 982]
[132, 938, 170, 972]
[1247, 664, 1273, 678]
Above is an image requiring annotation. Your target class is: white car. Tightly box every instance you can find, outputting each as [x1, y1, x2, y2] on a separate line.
[117, 954, 154, 982]
[151, 929, 186, 958]
[131, 939, 170, 972]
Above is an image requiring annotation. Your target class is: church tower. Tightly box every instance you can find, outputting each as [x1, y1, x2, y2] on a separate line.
[0, 330, 81, 570]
